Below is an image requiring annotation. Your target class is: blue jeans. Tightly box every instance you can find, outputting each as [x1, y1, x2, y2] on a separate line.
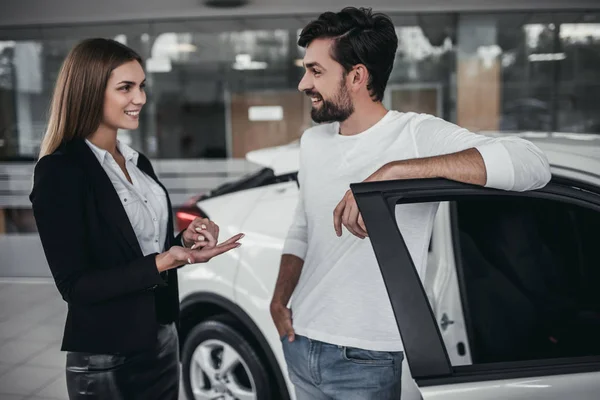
[281, 335, 404, 400]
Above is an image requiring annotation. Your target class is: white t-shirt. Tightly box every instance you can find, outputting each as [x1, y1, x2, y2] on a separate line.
[282, 111, 551, 351]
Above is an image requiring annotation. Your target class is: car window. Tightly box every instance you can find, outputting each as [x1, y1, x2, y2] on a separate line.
[447, 196, 600, 365]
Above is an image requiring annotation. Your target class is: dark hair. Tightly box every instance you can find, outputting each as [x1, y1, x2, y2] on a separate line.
[298, 7, 398, 102]
[40, 38, 142, 158]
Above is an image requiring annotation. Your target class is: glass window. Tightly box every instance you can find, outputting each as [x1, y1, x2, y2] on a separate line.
[459, 12, 600, 134]
[558, 20, 600, 133]
[386, 15, 456, 121]
[145, 28, 310, 160]
[448, 196, 600, 365]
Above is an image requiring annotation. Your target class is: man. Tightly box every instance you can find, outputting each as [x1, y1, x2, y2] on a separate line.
[270, 7, 551, 400]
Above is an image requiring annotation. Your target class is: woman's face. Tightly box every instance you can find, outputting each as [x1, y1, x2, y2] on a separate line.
[101, 60, 146, 132]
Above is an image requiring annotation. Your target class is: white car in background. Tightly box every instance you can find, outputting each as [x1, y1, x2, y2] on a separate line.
[175, 132, 600, 400]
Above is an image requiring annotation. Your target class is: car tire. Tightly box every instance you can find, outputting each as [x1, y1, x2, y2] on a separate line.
[182, 316, 272, 400]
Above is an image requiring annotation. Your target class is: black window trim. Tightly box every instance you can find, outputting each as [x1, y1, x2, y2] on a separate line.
[448, 199, 476, 362]
[350, 176, 600, 385]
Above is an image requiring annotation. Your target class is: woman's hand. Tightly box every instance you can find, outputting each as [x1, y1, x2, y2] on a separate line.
[156, 233, 244, 272]
[182, 217, 220, 250]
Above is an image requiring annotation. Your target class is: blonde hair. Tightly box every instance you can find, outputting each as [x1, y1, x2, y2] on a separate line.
[39, 38, 142, 159]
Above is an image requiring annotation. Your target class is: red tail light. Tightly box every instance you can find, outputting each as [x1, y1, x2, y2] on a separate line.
[175, 206, 206, 231]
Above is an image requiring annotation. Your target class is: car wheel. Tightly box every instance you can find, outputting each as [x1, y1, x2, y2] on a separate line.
[182, 317, 271, 400]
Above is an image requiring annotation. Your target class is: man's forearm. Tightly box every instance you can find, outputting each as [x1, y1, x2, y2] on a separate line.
[271, 254, 304, 307]
[384, 148, 486, 186]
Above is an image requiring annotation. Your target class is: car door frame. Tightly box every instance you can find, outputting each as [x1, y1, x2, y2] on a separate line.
[350, 176, 600, 387]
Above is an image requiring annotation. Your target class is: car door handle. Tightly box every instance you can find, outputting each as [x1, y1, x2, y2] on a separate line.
[440, 313, 454, 331]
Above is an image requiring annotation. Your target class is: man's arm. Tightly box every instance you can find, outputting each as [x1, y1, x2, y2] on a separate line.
[271, 164, 308, 342]
[333, 148, 487, 238]
[270, 254, 304, 342]
[408, 115, 551, 192]
[334, 116, 552, 238]
[383, 147, 486, 185]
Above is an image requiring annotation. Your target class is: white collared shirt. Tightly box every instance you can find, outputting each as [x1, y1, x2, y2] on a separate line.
[85, 139, 169, 256]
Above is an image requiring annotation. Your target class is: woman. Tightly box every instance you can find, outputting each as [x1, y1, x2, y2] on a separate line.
[29, 38, 243, 399]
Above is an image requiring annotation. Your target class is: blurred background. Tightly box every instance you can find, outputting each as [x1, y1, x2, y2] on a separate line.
[0, 1, 599, 400]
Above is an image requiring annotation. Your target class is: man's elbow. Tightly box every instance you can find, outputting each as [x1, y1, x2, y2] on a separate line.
[540, 163, 552, 188]
[531, 149, 552, 190]
[520, 147, 552, 191]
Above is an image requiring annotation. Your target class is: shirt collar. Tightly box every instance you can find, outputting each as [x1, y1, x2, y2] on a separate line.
[85, 139, 108, 164]
[117, 140, 139, 165]
[85, 139, 139, 165]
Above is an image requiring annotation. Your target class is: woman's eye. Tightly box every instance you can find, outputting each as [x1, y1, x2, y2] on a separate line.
[119, 85, 131, 92]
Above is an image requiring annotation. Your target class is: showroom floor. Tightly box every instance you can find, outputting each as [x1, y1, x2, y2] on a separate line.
[0, 279, 187, 400]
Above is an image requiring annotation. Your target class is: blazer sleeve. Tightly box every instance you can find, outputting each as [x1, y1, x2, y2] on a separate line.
[30, 155, 167, 306]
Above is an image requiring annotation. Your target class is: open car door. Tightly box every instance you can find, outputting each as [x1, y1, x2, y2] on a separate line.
[352, 177, 600, 400]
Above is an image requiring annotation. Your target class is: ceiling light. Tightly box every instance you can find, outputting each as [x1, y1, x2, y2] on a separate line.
[146, 57, 172, 73]
[176, 43, 197, 53]
[232, 53, 268, 70]
[248, 106, 283, 121]
[528, 53, 566, 62]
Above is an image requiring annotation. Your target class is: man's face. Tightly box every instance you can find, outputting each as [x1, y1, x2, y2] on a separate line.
[298, 38, 354, 123]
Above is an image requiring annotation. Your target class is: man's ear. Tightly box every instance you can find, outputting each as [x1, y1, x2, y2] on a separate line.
[349, 64, 369, 92]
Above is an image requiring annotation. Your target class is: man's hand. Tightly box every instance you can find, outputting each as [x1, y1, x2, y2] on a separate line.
[182, 217, 220, 249]
[270, 254, 303, 343]
[270, 302, 295, 342]
[333, 164, 392, 239]
[333, 190, 367, 239]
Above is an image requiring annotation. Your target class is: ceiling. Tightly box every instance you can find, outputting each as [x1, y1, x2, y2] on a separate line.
[0, 0, 599, 29]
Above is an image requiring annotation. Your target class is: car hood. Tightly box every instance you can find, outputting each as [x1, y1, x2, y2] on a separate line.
[245, 140, 300, 175]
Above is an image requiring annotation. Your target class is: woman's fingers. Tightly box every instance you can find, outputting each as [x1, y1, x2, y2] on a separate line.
[189, 239, 242, 263]
[189, 240, 208, 250]
[194, 219, 218, 239]
[191, 229, 216, 249]
[198, 241, 241, 261]
[189, 217, 207, 231]
[217, 233, 245, 247]
[211, 221, 220, 242]
[185, 233, 245, 264]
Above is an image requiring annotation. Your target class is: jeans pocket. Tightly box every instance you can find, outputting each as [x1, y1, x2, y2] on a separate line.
[342, 347, 397, 366]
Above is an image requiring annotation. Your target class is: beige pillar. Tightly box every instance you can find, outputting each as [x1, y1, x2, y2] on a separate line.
[229, 90, 311, 158]
[456, 16, 501, 132]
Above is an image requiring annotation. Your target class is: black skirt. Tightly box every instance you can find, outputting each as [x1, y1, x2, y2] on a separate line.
[65, 323, 180, 400]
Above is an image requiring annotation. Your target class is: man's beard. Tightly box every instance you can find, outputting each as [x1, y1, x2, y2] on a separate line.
[307, 81, 354, 124]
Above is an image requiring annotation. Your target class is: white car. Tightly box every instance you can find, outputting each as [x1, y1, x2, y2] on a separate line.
[175, 132, 600, 400]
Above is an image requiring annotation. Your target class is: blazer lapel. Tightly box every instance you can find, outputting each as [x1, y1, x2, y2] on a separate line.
[67, 139, 143, 257]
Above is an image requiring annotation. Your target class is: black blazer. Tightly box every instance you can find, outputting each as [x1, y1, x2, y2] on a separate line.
[30, 138, 183, 354]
